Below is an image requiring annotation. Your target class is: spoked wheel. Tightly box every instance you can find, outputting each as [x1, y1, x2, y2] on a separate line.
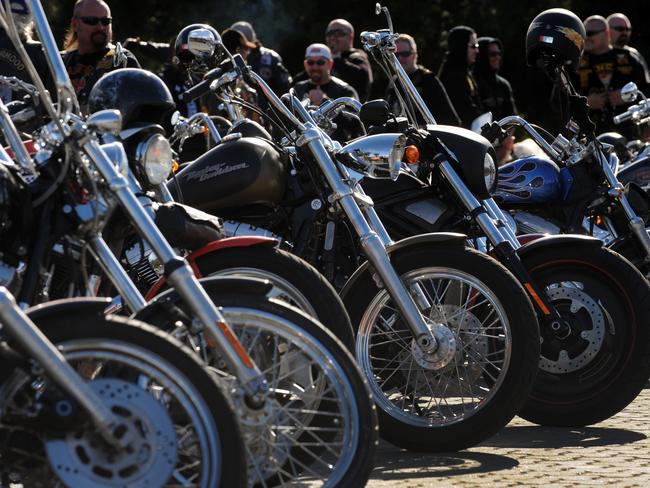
[520, 244, 650, 426]
[0, 314, 245, 488]
[344, 246, 539, 452]
[139, 289, 377, 487]
[192, 245, 355, 348]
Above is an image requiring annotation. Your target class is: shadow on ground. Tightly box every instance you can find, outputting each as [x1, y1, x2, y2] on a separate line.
[372, 444, 518, 480]
[481, 425, 646, 449]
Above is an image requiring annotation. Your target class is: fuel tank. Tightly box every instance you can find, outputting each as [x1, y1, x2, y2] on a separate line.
[494, 155, 562, 205]
[170, 136, 287, 214]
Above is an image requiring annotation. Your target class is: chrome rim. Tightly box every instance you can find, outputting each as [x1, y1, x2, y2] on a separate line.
[0, 340, 222, 487]
[206, 267, 319, 318]
[172, 306, 359, 487]
[356, 268, 512, 428]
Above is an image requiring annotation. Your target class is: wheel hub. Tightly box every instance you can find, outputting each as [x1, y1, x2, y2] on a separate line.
[540, 285, 606, 374]
[411, 323, 457, 370]
[45, 378, 177, 487]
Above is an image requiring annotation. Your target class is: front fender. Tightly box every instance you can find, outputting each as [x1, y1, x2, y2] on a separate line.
[339, 232, 467, 301]
[26, 297, 112, 321]
[516, 234, 603, 260]
[135, 276, 273, 324]
[144, 237, 277, 300]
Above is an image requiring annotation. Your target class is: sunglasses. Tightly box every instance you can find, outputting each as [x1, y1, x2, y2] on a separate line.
[611, 26, 631, 32]
[325, 29, 348, 37]
[489, 51, 502, 57]
[76, 16, 112, 26]
[395, 51, 414, 58]
[306, 59, 327, 66]
[586, 30, 605, 37]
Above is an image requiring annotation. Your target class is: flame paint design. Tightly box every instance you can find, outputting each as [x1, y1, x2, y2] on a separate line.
[495, 156, 562, 204]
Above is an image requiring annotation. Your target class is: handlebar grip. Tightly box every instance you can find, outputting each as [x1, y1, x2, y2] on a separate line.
[613, 112, 631, 125]
[181, 67, 225, 102]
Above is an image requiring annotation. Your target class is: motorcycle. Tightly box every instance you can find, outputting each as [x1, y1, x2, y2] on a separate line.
[169, 26, 541, 452]
[342, 4, 650, 428]
[0, 2, 377, 486]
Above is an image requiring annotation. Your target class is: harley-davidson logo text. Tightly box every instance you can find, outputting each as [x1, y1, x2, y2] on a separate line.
[184, 162, 250, 182]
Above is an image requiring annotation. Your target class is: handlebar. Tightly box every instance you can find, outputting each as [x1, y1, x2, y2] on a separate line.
[496, 116, 562, 161]
[182, 66, 225, 102]
[613, 99, 650, 125]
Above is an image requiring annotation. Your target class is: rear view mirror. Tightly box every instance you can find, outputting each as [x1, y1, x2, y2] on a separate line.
[360, 99, 390, 127]
[187, 28, 220, 61]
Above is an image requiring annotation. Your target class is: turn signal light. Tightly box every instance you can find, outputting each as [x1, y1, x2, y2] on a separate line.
[172, 159, 180, 173]
[404, 145, 420, 164]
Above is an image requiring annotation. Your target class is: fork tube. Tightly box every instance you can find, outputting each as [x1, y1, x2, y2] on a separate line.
[598, 150, 650, 258]
[0, 287, 124, 444]
[81, 139, 265, 393]
[302, 127, 438, 351]
[483, 197, 520, 248]
[86, 234, 148, 312]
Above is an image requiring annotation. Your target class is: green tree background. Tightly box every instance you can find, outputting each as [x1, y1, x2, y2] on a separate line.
[43, 0, 650, 119]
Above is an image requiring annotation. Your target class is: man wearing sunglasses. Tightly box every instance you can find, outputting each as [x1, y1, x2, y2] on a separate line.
[575, 15, 649, 137]
[324, 18, 373, 102]
[62, 0, 140, 113]
[385, 33, 460, 126]
[607, 13, 649, 77]
[473, 37, 517, 122]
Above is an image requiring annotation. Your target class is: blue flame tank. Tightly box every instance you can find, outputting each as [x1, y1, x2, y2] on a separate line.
[494, 156, 563, 204]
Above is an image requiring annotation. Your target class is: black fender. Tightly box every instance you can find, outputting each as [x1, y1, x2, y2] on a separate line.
[339, 232, 467, 301]
[133, 276, 273, 324]
[516, 234, 603, 261]
[26, 297, 112, 322]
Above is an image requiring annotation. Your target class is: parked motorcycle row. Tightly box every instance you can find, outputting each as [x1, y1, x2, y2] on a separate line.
[1, 2, 650, 486]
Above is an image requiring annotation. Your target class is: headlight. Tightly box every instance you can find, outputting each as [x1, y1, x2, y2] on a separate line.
[484, 152, 497, 193]
[336, 133, 407, 180]
[136, 134, 173, 186]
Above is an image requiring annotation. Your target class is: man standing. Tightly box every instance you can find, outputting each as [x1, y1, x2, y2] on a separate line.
[325, 18, 373, 102]
[62, 0, 140, 113]
[230, 20, 292, 95]
[293, 43, 358, 105]
[386, 34, 460, 126]
[575, 15, 649, 137]
[606, 13, 649, 79]
[438, 26, 483, 129]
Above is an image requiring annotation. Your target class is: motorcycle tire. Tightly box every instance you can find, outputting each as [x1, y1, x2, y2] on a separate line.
[0, 313, 246, 488]
[343, 245, 540, 452]
[519, 244, 650, 426]
[192, 245, 355, 349]
[137, 287, 378, 488]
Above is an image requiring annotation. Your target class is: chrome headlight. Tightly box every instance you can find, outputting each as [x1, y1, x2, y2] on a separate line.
[336, 133, 407, 180]
[484, 152, 497, 193]
[136, 134, 173, 186]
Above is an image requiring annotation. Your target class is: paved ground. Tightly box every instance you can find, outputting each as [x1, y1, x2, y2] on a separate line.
[368, 384, 650, 487]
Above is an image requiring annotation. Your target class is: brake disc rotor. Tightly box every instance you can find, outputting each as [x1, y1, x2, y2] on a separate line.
[45, 378, 177, 487]
[540, 286, 606, 374]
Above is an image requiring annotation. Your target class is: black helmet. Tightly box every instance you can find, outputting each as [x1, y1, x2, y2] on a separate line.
[88, 68, 175, 127]
[526, 8, 585, 71]
[174, 23, 220, 66]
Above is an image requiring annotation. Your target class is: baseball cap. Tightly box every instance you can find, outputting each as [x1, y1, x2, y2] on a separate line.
[305, 43, 332, 60]
[221, 28, 256, 53]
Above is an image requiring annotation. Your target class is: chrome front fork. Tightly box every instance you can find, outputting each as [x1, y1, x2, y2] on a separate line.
[0, 287, 127, 447]
[303, 128, 439, 352]
[599, 150, 650, 260]
[81, 139, 266, 396]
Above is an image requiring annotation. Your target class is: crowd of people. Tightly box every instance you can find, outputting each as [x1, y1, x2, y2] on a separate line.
[1, 0, 649, 155]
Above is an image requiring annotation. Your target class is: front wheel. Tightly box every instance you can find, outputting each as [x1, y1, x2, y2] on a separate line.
[0, 314, 245, 488]
[520, 244, 650, 426]
[344, 246, 540, 452]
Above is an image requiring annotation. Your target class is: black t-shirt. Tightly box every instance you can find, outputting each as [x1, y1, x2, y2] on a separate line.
[574, 47, 650, 135]
[386, 66, 461, 126]
[62, 44, 140, 113]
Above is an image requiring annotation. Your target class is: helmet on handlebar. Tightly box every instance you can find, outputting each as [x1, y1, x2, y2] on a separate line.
[526, 8, 585, 71]
[88, 68, 176, 128]
[174, 23, 221, 66]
